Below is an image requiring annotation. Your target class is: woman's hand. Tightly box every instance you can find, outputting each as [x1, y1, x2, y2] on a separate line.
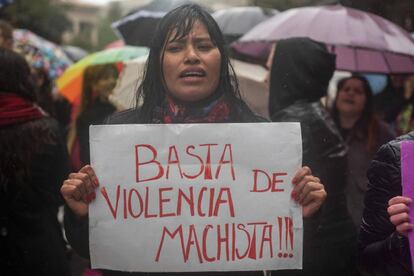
[388, 196, 414, 236]
[60, 165, 99, 217]
[291, 166, 327, 218]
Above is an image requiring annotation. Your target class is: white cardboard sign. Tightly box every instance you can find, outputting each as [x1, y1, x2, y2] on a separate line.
[89, 123, 303, 272]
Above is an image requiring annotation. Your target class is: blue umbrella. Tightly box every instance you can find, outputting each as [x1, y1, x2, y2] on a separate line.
[363, 74, 388, 95]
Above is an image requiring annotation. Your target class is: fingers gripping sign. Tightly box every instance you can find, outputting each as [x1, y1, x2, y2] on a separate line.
[388, 196, 414, 236]
[61, 165, 100, 217]
[292, 166, 326, 218]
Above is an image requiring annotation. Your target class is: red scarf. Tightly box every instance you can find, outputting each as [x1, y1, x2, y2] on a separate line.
[0, 93, 45, 127]
[153, 94, 231, 124]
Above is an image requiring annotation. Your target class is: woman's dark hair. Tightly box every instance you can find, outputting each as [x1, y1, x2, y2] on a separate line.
[0, 20, 13, 48]
[136, 4, 242, 122]
[0, 48, 36, 101]
[331, 75, 380, 152]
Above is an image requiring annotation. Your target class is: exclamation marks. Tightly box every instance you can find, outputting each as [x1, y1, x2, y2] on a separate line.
[277, 216, 294, 258]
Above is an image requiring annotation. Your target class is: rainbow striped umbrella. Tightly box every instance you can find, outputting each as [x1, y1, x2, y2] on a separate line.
[57, 46, 149, 103]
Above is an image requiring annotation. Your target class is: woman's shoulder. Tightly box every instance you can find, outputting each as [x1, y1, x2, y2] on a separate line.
[372, 131, 414, 167]
[237, 100, 269, 123]
[105, 108, 142, 124]
[7, 116, 61, 136]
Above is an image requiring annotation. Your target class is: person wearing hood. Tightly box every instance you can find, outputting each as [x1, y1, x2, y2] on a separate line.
[267, 38, 357, 276]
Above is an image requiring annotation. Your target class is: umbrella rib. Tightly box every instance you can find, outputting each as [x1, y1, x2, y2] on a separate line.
[382, 52, 393, 73]
[353, 47, 358, 72]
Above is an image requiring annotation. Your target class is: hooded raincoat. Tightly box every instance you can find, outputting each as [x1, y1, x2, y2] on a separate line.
[268, 38, 356, 276]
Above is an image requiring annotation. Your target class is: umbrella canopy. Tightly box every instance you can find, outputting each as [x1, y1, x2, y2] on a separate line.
[110, 55, 148, 110]
[232, 5, 414, 74]
[57, 46, 149, 103]
[62, 45, 89, 62]
[213, 6, 278, 43]
[13, 29, 72, 79]
[112, 0, 211, 46]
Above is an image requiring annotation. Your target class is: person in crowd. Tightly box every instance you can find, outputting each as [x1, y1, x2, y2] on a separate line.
[67, 64, 118, 170]
[61, 4, 327, 276]
[374, 75, 407, 125]
[31, 66, 72, 140]
[395, 75, 414, 135]
[0, 48, 70, 274]
[31, 66, 57, 118]
[0, 20, 13, 50]
[267, 38, 356, 276]
[358, 130, 414, 275]
[331, 76, 395, 230]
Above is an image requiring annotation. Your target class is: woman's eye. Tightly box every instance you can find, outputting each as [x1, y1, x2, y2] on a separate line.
[166, 45, 182, 52]
[198, 44, 213, 51]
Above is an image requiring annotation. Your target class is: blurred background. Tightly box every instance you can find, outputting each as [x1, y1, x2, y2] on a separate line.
[1, 0, 412, 52]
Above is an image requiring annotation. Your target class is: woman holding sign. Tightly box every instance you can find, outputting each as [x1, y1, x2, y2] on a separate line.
[359, 131, 414, 276]
[61, 4, 326, 275]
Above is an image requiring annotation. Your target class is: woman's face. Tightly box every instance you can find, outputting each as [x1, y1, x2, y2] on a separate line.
[162, 20, 221, 102]
[335, 78, 367, 117]
[93, 70, 117, 101]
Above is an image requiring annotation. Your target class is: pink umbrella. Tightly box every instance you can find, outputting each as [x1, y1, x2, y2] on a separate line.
[232, 4, 414, 74]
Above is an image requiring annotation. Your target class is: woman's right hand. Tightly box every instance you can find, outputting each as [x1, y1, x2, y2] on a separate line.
[60, 165, 99, 217]
[388, 196, 414, 236]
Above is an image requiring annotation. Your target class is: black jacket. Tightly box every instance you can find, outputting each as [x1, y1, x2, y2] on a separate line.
[268, 38, 356, 276]
[358, 131, 414, 276]
[64, 102, 265, 276]
[1, 117, 70, 275]
[77, 99, 116, 166]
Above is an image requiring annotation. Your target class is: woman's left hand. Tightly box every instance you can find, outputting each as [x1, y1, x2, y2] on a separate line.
[291, 166, 327, 218]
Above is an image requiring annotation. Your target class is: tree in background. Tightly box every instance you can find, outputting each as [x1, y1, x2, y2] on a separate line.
[69, 1, 122, 52]
[0, 0, 71, 44]
[96, 1, 122, 50]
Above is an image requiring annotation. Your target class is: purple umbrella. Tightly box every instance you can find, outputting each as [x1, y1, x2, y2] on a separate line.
[232, 4, 414, 74]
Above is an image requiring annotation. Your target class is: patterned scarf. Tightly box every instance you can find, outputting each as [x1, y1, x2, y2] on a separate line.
[0, 93, 45, 127]
[152, 94, 231, 124]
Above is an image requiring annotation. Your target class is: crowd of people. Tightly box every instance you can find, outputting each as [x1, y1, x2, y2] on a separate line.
[1, 3, 414, 276]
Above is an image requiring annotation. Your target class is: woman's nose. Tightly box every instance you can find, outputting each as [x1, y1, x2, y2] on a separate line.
[184, 46, 200, 64]
[344, 89, 355, 96]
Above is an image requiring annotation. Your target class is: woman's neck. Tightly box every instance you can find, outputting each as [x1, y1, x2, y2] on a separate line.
[339, 113, 359, 129]
[167, 89, 223, 108]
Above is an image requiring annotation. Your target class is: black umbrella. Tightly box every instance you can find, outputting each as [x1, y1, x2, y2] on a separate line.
[112, 0, 211, 47]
